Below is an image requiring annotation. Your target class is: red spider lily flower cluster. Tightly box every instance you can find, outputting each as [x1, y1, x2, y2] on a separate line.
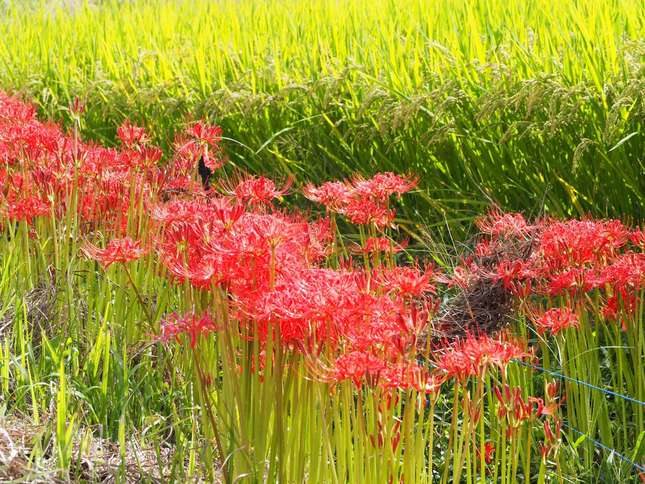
[117, 121, 150, 149]
[435, 334, 530, 381]
[454, 209, 645, 333]
[146, 167, 435, 390]
[304, 172, 417, 228]
[83, 237, 147, 268]
[140, 158, 437, 392]
[231, 175, 292, 207]
[375, 265, 435, 298]
[0, 92, 226, 231]
[159, 312, 219, 348]
[533, 307, 579, 335]
[323, 352, 440, 394]
[5, 91, 642, 403]
[175, 121, 224, 172]
[494, 383, 561, 440]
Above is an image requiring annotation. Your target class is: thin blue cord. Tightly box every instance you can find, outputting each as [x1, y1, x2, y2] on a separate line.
[512, 359, 645, 407]
[562, 422, 645, 473]
[423, 356, 644, 473]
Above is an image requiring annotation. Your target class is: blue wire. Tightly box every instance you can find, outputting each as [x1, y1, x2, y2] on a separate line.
[562, 422, 645, 473]
[423, 355, 645, 473]
[511, 359, 645, 407]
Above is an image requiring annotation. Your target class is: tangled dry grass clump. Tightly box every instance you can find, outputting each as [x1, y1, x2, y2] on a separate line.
[0, 269, 58, 343]
[427, 226, 536, 342]
[0, 414, 176, 483]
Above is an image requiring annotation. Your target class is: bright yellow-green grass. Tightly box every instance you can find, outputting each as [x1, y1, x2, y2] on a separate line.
[2, 0, 642, 90]
[0, 0, 644, 236]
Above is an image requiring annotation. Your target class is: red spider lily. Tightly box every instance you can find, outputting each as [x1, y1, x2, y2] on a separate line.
[117, 121, 150, 148]
[474, 238, 493, 258]
[395, 299, 436, 335]
[435, 334, 530, 380]
[630, 228, 645, 248]
[303, 180, 353, 210]
[540, 417, 562, 461]
[528, 396, 561, 417]
[546, 381, 559, 399]
[351, 172, 418, 201]
[0, 92, 165, 231]
[305, 173, 414, 227]
[239, 268, 367, 346]
[340, 197, 396, 228]
[0, 91, 36, 121]
[170, 136, 203, 175]
[545, 268, 585, 296]
[494, 385, 549, 425]
[231, 175, 292, 206]
[375, 265, 435, 297]
[475, 210, 531, 238]
[170, 121, 224, 175]
[543, 418, 561, 442]
[436, 262, 479, 289]
[533, 307, 579, 335]
[380, 361, 442, 393]
[304, 218, 334, 262]
[69, 96, 85, 117]
[187, 121, 222, 146]
[597, 252, 645, 290]
[601, 292, 637, 330]
[353, 236, 408, 255]
[539, 442, 550, 461]
[185, 121, 224, 171]
[83, 237, 147, 268]
[476, 442, 495, 465]
[6, 195, 51, 223]
[151, 197, 245, 233]
[327, 351, 387, 388]
[493, 259, 534, 290]
[342, 294, 420, 355]
[151, 198, 222, 225]
[537, 219, 629, 270]
[159, 312, 219, 348]
[155, 204, 324, 297]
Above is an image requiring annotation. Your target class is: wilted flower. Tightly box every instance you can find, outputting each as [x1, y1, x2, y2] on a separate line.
[159, 312, 219, 348]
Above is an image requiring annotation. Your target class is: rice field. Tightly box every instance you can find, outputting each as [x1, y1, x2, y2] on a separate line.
[2, 0, 644, 231]
[0, 0, 644, 482]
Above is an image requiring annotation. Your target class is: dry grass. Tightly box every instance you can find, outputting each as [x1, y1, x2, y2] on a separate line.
[0, 413, 181, 483]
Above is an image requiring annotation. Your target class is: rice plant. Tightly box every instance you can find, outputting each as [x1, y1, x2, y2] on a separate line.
[0, 0, 643, 235]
